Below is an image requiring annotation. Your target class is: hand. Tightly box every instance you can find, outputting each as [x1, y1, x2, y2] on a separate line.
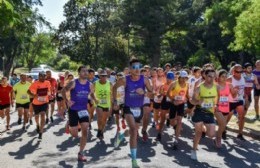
[136, 88, 145, 95]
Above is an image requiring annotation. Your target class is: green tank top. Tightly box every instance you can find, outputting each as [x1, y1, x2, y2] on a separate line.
[95, 80, 111, 108]
[199, 83, 218, 113]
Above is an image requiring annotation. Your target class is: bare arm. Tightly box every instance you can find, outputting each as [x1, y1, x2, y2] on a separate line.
[144, 77, 153, 92]
[167, 81, 176, 100]
[190, 86, 201, 105]
[89, 83, 98, 104]
[61, 80, 75, 102]
[112, 77, 125, 104]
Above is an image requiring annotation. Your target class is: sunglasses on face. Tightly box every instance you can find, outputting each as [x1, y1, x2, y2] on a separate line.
[132, 64, 142, 70]
[235, 70, 243, 74]
[207, 75, 215, 78]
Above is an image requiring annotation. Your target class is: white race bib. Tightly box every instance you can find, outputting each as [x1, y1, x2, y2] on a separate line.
[154, 96, 163, 103]
[78, 110, 89, 118]
[58, 93, 62, 97]
[174, 96, 184, 101]
[100, 99, 107, 104]
[130, 107, 141, 117]
[201, 102, 214, 109]
[166, 97, 171, 102]
[219, 96, 228, 103]
[21, 95, 28, 99]
[38, 96, 47, 102]
[245, 82, 253, 88]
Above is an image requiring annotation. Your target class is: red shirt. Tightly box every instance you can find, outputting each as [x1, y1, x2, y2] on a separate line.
[0, 84, 13, 105]
[46, 78, 57, 95]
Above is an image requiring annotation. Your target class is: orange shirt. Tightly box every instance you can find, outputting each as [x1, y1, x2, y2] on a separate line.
[29, 80, 51, 105]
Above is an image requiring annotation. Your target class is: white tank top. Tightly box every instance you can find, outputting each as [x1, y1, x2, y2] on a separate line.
[143, 79, 152, 104]
[229, 76, 245, 102]
[116, 86, 125, 105]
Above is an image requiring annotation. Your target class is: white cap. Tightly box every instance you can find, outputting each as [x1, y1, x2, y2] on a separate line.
[179, 70, 188, 78]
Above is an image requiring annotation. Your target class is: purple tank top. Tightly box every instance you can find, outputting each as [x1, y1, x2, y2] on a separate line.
[125, 75, 145, 107]
[253, 70, 260, 88]
[70, 79, 90, 111]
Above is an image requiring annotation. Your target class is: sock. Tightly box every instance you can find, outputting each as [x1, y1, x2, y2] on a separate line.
[130, 148, 137, 160]
[119, 132, 125, 140]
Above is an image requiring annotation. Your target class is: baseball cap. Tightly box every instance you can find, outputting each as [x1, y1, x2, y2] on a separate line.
[39, 71, 46, 76]
[99, 70, 107, 76]
[179, 70, 188, 78]
[166, 71, 174, 80]
[244, 62, 252, 68]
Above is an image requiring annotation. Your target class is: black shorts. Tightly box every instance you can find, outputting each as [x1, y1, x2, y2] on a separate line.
[161, 97, 171, 110]
[169, 103, 185, 119]
[153, 102, 161, 109]
[123, 106, 143, 123]
[192, 108, 215, 124]
[49, 98, 56, 104]
[143, 103, 151, 107]
[187, 100, 195, 109]
[97, 106, 109, 112]
[33, 103, 48, 115]
[113, 104, 124, 115]
[16, 103, 30, 109]
[254, 88, 260, 97]
[56, 95, 63, 102]
[68, 109, 89, 127]
[230, 100, 244, 112]
[0, 104, 10, 110]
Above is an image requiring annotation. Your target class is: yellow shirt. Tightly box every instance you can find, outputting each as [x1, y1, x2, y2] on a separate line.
[199, 84, 218, 113]
[13, 82, 31, 104]
[170, 81, 188, 101]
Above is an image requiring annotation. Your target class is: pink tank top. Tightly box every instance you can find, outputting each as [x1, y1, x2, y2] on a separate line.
[218, 83, 230, 113]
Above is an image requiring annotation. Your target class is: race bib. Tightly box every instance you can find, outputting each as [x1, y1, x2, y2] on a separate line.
[38, 96, 47, 102]
[245, 82, 253, 88]
[78, 110, 89, 118]
[100, 99, 107, 104]
[219, 96, 228, 103]
[130, 107, 141, 117]
[154, 96, 163, 103]
[174, 96, 184, 101]
[21, 94, 28, 99]
[58, 93, 63, 97]
[143, 97, 150, 104]
[166, 97, 171, 102]
[201, 102, 214, 109]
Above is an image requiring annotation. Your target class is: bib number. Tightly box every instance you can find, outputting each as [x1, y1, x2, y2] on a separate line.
[78, 110, 89, 118]
[21, 95, 28, 99]
[245, 82, 253, 88]
[201, 102, 213, 109]
[38, 96, 47, 102]
[100, 99, 107, 104]
[130, 107, 141, 117]
[175, 96, 184, 101]
[219, 96, 228, 103]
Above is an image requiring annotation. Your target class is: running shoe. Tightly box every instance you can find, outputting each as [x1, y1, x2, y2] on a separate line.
[190, 150, 197, 160]
[78, 152, 87, 162]
[132, 159, 140, 168]
[50, 116, 54, 123]
[18, 118, 22, 125]
[222, 130, 227, 140]
[141, 130, 148, 142]
[36, 125, 40, 133]
[29, 119, 33, 125]
[38, 133, 42, 139]
[237, 134, 246, 141]
[172, 140, 178, 150]
[45, 118, 49, 124]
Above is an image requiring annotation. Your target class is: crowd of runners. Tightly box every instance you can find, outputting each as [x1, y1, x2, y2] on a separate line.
[0, 58, 260, 168]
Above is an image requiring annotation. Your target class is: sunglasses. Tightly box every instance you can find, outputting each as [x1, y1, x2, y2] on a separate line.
[207, 75, 215, 78]
[235, 70, 243, 73]
[132, 64, 142, 70]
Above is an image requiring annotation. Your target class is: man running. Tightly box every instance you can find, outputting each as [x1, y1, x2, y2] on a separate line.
[62, 65, 96, 162]
[0, 76, 14, 130]
[45, 70, 57, 123]
[253, 60, 260, 120]
[13, 74, 31, 130]
[94, 70, 113, 140]
[167, 70, 189, 149]
[28, 72, 51, 139]
[113, 58, 153, 168]
[190, 69, 218, 160]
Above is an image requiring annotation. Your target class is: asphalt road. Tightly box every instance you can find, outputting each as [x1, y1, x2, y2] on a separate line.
[0, 108, 259, 168]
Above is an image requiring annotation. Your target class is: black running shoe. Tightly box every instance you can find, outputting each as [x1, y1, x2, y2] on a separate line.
[45, 118, 49, 124]
[237, 134, 246, 141]
[38, 133, 42, 139]
[50, 116, 54, 123]
[222, 130, 227, 140]
[18, 118, 22, 125]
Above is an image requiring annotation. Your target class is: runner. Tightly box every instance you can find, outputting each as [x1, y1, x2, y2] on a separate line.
[27, 75, 34, 125]
[45, 70, 57, 123]
[56, 75, 66, 118]
[243, 63, 259, 116]
[167, 70, 189, 149]
[156, 71, 174, 141]
[13, 74, 31, 130]
[226, 64, 246, 140]
[62, 65, 96, 162]
[0, 76, 14, 130]
[94, 70, 113, 140]
[186, 67, 202, 118]
[215, 69, 233, 148]
[10, 73, 20, 86]
[190, 69, 218, 160]
[28, 71, 51, 139]
[141, 68, 153, 142]
[252, 60, 260, 120]
[113, 58, 153, 168]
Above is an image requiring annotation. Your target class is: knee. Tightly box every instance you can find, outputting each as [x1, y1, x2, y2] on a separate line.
[71, 131, 78, 138]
